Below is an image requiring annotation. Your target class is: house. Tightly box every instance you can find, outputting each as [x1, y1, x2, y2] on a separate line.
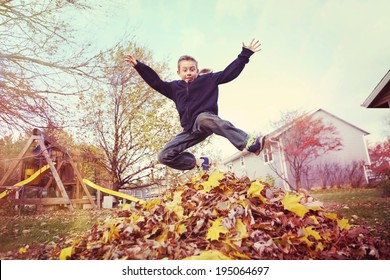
[221, 109, 371, 190]
[362, 70, 390, 108]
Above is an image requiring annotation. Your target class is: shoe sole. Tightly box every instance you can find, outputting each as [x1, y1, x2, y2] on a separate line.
[254, 135, 267, 156]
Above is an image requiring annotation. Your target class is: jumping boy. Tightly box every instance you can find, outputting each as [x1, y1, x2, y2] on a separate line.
[124, 38, 266, 171]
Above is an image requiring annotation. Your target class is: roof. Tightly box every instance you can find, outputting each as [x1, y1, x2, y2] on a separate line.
[362, 70, 390, 108]
[222, 108, 369, 164]
[271, 108, 369, 138]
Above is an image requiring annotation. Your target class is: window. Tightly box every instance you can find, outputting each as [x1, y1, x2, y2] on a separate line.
[263, 146, 273, 163]
[240, 156, 245, 167]
[226, 163, 233, 172]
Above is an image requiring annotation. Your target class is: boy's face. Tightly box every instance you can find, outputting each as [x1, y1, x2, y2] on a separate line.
[177, 60, 199, 83]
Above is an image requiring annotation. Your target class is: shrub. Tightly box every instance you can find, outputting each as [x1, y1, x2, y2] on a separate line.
[378, 179, 390, 197]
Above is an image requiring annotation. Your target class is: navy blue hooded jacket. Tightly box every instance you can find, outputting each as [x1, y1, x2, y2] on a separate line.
[134, 47, 254, 132]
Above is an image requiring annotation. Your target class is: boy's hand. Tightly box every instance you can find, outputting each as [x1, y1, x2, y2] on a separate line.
[124, 54, 137, 67]
[242, 38, 261, 53]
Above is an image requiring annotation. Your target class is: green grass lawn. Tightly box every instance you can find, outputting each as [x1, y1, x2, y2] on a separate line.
[311, 187, 390, 242]
[0, 209, 112, 253]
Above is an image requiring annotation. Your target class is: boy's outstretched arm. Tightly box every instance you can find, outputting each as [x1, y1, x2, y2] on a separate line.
[242, 38, 261, 53]
[124, 54, 137, 67]
[123, 54, 173, 99]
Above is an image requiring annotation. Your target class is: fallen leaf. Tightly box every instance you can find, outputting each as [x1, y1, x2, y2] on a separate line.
[206, 217, 229, 241]
[234, 218, 249, 239]
[337, 218, 351, 230]
[281, 193, 309, 218]
[59, 246, 73, 260]
[183, 249, 231, 260]
[247, 180, 266, 203]
[201, 171, 225, 192]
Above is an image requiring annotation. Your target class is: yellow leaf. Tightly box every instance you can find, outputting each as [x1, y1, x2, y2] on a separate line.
[238, 200, 247, 208]
[337, 218, 351, 230]
[101, 220, 120, 244]
[183, 250, 231, 260]
[122, 203, 131, 210]
[130, 213, 145, 224]
[102, 231, 110, 243]
[308, 215, 319, 225]
[315, 242, 324, 252]
[202, 171, 225, 192]
[165, 190, 184, 218]
[175, 223, 187, 237]
[18, 246, 28, 254]
[156, 228, 169, 245]
[303, 226, 321, 240]
[229, 251, 251, 260]
[59, 246, 73, 260]
[143, 198, 160, 210]
[206, 217, 229, 241]
[281, 193, 309, 218]
[235, 218, 248, 239]
[300, 226, 322, 247]
[191, 172, 203, 183]
[324, 212, 338, 220]
[247, 180, 266, 203]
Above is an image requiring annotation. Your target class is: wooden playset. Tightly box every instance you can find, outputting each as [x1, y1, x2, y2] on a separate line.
[0, 129, 97, 211]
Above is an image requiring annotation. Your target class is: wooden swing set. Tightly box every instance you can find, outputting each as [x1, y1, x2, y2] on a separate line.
[0, 129, 97, 211]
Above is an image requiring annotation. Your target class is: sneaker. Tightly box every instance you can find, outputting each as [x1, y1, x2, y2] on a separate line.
[200, 156, 210, 171]
[246, 135, 267, 156]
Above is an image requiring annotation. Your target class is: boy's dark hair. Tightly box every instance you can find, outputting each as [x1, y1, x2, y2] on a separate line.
[177, 55, 198, 70]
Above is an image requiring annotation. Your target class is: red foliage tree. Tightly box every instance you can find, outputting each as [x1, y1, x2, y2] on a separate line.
[276, 112, 343, 190]
[369, 138, 390, 179]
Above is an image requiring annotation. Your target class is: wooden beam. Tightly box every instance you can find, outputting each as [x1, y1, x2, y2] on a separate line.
[68, 158, 97, 209]
[37, 137, 75, 211]
[0, 135, 35, 187]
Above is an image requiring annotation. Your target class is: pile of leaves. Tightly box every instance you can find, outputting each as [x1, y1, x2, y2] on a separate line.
[4, 171, 390, 259]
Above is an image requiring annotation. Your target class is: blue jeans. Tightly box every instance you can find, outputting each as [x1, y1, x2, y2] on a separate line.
[158, 112, 249, 170]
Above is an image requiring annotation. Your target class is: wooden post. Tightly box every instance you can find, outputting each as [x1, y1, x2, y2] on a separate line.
[0, 136, 35, 187]
[68, 159, 97, 209]
[37, 137, 75, 211]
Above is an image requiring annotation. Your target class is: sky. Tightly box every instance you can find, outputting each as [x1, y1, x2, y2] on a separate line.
[69, 0, 389, 158]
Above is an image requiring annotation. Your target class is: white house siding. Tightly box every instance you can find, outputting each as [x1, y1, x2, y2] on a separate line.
[222, 109, 370, 190]
[313, 110, 369, 165]
[296, 111, 370, 189]
[227, 152, 275, 181]
[224, 142, 287, 188]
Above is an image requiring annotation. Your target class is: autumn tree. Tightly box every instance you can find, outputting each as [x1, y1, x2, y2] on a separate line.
[269, 110, 343, 190]
[0, 133, 29, 181]
[79, 43, 181, 191]
[0, 0, 96, 133]
[369, 137, 390, 179]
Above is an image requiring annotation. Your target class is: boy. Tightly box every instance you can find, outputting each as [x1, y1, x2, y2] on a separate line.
[124, 38, 266, 171]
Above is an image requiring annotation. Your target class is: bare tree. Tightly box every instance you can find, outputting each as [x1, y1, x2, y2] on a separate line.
[0, 0, 96, 133]
[79, 44, 181, 191]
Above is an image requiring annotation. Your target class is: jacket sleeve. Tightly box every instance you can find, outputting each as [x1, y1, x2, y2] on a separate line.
[213, 47, 254, 85]
[134, 61, 174, 100]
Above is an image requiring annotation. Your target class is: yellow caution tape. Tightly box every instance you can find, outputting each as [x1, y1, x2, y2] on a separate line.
[0, 165, 51, 199]
[82, 179, 145, 204]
